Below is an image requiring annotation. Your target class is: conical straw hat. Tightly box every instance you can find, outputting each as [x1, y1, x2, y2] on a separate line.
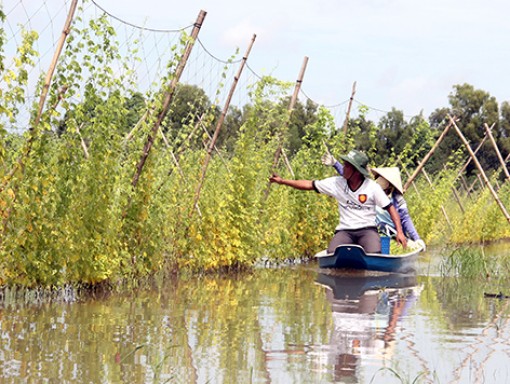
[371, 167, 404, 194]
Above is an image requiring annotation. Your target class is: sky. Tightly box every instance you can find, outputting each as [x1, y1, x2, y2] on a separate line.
[7, 0, 510, 123]
[104, 0, 510, 122]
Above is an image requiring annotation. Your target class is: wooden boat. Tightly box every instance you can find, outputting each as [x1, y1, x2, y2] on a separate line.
[314, 244, 422, 274]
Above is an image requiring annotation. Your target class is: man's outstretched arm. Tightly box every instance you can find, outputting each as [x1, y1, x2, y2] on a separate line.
[269, 174, 314, 191]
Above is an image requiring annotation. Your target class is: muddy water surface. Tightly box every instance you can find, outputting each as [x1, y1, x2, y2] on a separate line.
[1, 247, 510, 383]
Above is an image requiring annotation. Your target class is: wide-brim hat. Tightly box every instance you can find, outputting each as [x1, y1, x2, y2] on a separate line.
[339, 150, 370, 178]
[371, 167, 404, 194]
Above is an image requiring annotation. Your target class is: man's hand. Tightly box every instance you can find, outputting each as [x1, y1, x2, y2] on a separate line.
[269, 174, 283, 184]
[321, 153, 337, 166]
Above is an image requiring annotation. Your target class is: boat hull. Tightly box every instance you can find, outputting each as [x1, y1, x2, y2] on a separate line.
[315, 244, 420, 274]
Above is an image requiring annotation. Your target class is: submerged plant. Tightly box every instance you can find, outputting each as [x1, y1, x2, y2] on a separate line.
[369, 367, 428, 384]
[439, 245, 504, 278]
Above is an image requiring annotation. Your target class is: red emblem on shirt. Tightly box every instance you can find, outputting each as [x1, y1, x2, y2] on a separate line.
[358, 194, 367, 204]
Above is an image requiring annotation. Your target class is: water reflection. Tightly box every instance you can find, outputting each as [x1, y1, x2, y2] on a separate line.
[3, 265, 510, 383]
[315, 271, 420, 383]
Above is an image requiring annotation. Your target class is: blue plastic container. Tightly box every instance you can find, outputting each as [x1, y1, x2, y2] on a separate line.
[380, 236, 391, 254]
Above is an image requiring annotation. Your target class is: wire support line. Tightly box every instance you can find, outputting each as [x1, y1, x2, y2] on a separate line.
[90, 0, 193, 33]
[300, 88, 349, 108]
[352, 98, 390, 113]
[196, 37, 243, 65]
[245, 62, 263, 81]
[352, 98, 422, 119]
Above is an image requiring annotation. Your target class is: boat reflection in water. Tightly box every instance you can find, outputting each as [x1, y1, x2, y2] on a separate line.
[315, 271, 421, 383]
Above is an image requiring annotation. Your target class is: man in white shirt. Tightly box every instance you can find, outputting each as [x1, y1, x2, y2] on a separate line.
[269, 149, 407, 253]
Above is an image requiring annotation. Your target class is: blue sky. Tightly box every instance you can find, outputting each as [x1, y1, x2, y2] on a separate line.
[108, 0, 510, 121]
[6, 0, 510, 123]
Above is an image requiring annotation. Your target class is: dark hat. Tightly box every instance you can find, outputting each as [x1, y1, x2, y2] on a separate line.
[339, 150, 370, 178]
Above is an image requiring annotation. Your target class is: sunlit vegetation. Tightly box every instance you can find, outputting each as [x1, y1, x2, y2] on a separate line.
[2, 2, 510, 288]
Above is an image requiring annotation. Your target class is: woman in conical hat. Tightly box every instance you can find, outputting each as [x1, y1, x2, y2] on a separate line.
[371, 167, 423, 246]
[322, 153, 425, 250]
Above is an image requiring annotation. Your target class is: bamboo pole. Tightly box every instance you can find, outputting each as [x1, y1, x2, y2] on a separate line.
[467, 174, 482, 195]
[264, 56, 308, 200]
[132, 10, 207, 188]
[399, 160, 421, 196]
[484, 123, 510, 182]
[422, 169, 452, 228]
[454, 129, 491, 198]
[455, 129, 490, 180]
[403, 118, 455, 192]
[270, 56, 308, 172]
[124, 108, 151, 143]
[282, 148, 295, 178]
[76, 123, 89, 159]
[460, 174, 475, 200]
[158, 127, 202, 217]
[198, 119, 231, 173]
[342, 81, 357, 136]
[1, 0, 78, 190]
[34, 0, 78, 127]
[451, 186, 465, 213]
[442, 164, 466, 213]
[190, 34, 256, 216]
[449, 115, 510, 224]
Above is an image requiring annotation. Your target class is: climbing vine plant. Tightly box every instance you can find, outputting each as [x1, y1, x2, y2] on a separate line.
[0, 3, 508, 288]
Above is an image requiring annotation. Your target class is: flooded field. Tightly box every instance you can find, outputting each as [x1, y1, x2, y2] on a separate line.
[1, 246, 510, 383]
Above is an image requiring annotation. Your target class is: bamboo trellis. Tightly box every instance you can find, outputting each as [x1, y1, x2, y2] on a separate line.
[270, 56, 309, 174]
[484, 122, 510, 182]
[264, 56, 309, 198]
[403, 118, 456, 192]
[448, 115, 510, 224]
[404, 116, 510, 227]
[422, 169, 452, 228]
[190, 34, 257, 217]
[1, 0, 79, 191]
[342, 81, 357, 136]
[131, 10, 207, 188]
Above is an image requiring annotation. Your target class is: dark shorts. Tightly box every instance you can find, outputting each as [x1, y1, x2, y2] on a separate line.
[327, 227, 381, 254]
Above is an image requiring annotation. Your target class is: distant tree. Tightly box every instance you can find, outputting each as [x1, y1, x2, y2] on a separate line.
[163, 83, 215, 150]
[286, 98, 319, 155]
[344, 105, 378, 161]
[217, 105, 244, 153]
[375, 108, 409, 163]
[499, 102, 510, 154]
[427, 84, 500, 175]
[123, 92, 146, 132]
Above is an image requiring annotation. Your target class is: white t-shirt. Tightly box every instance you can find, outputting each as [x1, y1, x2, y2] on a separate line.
[313, 176, 391, 231]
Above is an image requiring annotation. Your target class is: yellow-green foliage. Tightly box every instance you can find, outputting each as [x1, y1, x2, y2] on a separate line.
[451, 182, 510, 243]
[405, 166, 459, 245]
[4, 4, 510, 288]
